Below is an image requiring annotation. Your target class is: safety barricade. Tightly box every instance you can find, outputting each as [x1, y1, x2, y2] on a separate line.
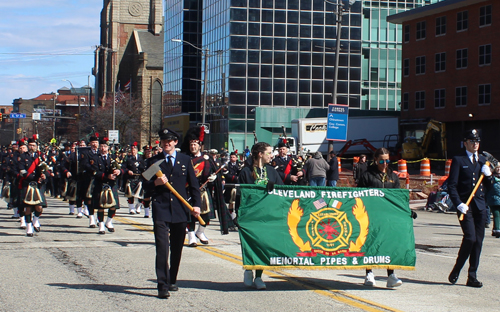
[444, 159, 452, 176]
[397, 159, 408, 178]
[420, 158, 431, 176]
[337, 157, 342, 173]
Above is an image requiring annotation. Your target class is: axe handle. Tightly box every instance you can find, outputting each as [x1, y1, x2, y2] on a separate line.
[459, 161, 489, 221]
[155, 171, 205, 226]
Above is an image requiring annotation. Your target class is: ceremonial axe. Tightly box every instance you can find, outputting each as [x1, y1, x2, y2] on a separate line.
[142, 159, 205, 225]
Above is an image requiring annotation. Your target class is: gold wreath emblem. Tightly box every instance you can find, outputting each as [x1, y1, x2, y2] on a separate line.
[287, 198, 369, 254]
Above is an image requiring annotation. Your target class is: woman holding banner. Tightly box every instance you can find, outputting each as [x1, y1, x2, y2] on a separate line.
[238, 142, 283, 290]
[358, 147, 403, 288]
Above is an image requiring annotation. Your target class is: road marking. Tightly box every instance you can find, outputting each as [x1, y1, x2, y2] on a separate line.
[116, 216, 400, 312]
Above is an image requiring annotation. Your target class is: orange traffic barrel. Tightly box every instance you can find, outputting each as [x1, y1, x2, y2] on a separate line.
[444, 159, 452, 176]
[420, 158, 431, 176]
[337, 157, 342, 173]
[398, 160, 408, 178]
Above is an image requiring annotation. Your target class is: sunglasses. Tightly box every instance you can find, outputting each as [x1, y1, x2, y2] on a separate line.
[378, 159, 390, 164]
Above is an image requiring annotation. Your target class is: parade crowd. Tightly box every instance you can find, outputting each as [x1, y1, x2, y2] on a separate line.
[0, 127, 492, 297]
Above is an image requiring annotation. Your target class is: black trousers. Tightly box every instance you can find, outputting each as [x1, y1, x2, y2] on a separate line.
[154, 221, 187, 291]
[452, 202, 487, 279]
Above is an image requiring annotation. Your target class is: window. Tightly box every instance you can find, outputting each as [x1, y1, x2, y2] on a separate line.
[404, 25, 410, 42]
[403, 58, 410, 76]
[479, 44, 491, 66]
[415, 91, 425, 110]
[457, 11, 468, 31]
[480, 5, 492, 27]
[434, 89, 445, 108]
[403, 93, 409, 110]
[416, 56, 426, 75]
[479, 84, 491, 105]
[416, 21, 426, 40]
[455, 87, 467, 107]
[435, 52, 446, 72]
[436, 16, 446, 36]
[456, 49, 468, 69]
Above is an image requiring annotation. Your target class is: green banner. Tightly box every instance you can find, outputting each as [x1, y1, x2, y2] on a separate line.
[238, 185, 416, 271]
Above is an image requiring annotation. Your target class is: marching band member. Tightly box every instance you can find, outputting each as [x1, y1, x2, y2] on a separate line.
[181, 126, 226, 246]
[82, 135, 100, 228]
[122, 143, 146, 214]
[18, 138, 47, 237]
[272, 142, 306, 185]
[90, 137, 123, 234]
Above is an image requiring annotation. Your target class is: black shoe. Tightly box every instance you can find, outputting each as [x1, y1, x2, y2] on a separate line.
[485, 223, 490, 228]
[158, 289, 170, 299]
[448, 271, 459, 284]
[144, 215, 150, 218]
[27, 233, 34, 237]
[105, 225, 115, 233]
[34, 226, 40, 232]
[466, 277, 483, 288]
[169, 284, 179, 291]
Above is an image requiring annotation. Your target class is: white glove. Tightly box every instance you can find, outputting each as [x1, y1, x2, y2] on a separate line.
[457, 203, 469, 214]
[207, 173, 217, 182]
[481, 165, 492, 177]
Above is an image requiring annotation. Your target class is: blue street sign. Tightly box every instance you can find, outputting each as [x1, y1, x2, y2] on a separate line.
[9, 113, 26, 119]
[326, 104, 348, 141]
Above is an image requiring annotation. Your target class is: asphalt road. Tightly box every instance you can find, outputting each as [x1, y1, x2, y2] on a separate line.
[1, 196, 499, 312]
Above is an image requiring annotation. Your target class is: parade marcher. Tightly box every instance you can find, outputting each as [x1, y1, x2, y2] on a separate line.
[90, 137, 123, 234]
[59, 142, 73, 213]
[18, 138, 48, 237]
[142, 128, 201, 299]
[357, 147, 411, 288]
[271, 142, 305, 185]
[238, 142, 283, 290]
[486, 163, 500, 238]
[82, 135, 101, 228]
[223, 151, 241, 227]
[141, 145, 153, 218]
[122, 143, 146, 214]
[326, 150, 339, 187]
[2, 142, 22, 223]
[304, 151, 330, 186]
[181, 126, 228, 247]
[448, 129, 491, 288]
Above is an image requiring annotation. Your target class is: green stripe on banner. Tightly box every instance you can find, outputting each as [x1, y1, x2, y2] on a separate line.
[238, 185, 416, 271]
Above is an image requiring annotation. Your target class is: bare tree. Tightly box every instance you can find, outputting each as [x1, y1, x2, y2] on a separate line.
[79, 94, 150, 146]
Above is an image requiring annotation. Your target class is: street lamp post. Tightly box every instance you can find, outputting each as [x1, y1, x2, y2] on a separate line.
[172, 38, 209, 125]
[325, 0, 356, 158]
[63, 79, 81, 139]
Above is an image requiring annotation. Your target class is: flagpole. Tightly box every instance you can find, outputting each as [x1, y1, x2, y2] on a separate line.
[113, 80, 119, 130]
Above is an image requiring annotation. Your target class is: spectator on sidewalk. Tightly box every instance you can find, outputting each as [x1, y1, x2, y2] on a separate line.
[304, 151, 330, 186]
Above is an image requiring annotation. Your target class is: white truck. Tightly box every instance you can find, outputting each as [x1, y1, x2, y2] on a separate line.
[278, 116, 399, 156]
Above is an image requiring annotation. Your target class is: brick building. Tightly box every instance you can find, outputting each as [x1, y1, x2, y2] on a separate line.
[97, 0, 163, 146]
[388, 0, 500, 157]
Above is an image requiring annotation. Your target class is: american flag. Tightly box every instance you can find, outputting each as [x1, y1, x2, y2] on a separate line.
[123, 80, 131, 91]
[114, 90, 124, 104]
[313, 199, 327, 210]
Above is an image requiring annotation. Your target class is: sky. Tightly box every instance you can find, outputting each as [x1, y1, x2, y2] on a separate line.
[0, 0, 102, 105]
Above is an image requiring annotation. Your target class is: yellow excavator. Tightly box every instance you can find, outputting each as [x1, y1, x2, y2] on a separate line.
[402, 119, 447, 160]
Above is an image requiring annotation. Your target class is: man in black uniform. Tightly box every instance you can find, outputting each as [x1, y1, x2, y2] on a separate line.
[143, 128, 201, 299]
[272, 142, 305, 185]
[82, 136, 100, 228]
[223, 152, 241, 226]
[448, 129, 492, 288]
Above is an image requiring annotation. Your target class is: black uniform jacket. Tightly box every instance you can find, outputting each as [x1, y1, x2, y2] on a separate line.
[448, 152, 489, 211]
[122, 154, 146, 179]
[358, 164, 400, 189]
[143, 152, 202, 223]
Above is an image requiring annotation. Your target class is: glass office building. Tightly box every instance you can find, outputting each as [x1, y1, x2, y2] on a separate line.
[164, 0, 442, 150]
